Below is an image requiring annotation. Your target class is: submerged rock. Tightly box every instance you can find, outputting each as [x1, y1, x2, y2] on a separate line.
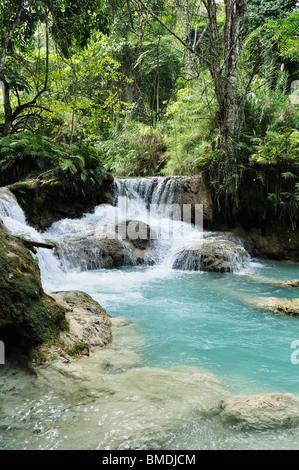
[172, 233, 250, 273]
[35, 363, 229, 449]
[251, 297, 299, 317]
[221, 393, 299, 430]
[278, 280, 299, 288]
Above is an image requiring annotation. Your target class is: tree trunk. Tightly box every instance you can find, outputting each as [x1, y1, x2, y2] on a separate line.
[204, 0, 249, 162]
[219, 1, 247, 159]
[0, 74, 12, 136]
[0, 0, 25, 135]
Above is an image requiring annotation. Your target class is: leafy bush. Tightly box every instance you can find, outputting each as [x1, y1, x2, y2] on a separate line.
[0, 132, 106, 184]
[0, 133, 61, 171]
[250, 129, 299, 164]
[96, 122, 167, 176]
[160, 80, 218, 175]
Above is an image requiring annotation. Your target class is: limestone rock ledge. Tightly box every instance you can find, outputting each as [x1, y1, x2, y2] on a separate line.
[251, 297, 299, 317]
[277, 280, 299, 289]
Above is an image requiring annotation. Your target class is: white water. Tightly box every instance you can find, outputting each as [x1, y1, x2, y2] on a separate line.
[0, 180, 250, 289]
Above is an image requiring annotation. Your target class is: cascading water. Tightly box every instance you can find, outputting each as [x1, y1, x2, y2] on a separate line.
[111, 178, 250, 271]
[1, 180, 299, 450]
[0, 178, 250, 289]
[0, 187, 66, 292]
[112, 176, 183, 208]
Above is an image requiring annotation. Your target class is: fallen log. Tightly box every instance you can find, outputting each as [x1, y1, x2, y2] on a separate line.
[17, 237, 56, 252]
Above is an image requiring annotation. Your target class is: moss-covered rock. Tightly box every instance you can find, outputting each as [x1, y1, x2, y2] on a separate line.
[0, 222, 66, 350]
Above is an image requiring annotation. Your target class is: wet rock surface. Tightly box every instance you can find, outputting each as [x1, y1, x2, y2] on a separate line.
[53, 231, 137, 270]
[9, 171, 113, 231]
[251, 297, 299, 317]
[116, 220, 153, 250]
[220, 393, 299, 430]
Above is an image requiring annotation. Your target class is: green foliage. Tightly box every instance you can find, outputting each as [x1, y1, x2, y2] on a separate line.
[160, 80, 218, 175]
[250, 129, 299, 164]
[0, 132, 61, 171]
[137, 36, 183, 116]
[239, 67, 299, 165]
[0, 132, 106, 184]
[56, 143, 107, 183]
[49, 0, 110, 56]
[97, 122, 167, 176]
[67, 342, 88, 357]
[0, 0, 298, 191]
[243, 0, 298, 34]
[3, 65, 32, 94]
[272, 9, 299, 62]
[34, 34, 131, 142]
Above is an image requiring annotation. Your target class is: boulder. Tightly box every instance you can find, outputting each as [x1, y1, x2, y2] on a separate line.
[172, 233, 250, 273]
[221, 393, 299, 430]
[116, 220, 152, 250]
[54, 234, 137, 270]
[49, 291, 112, 355]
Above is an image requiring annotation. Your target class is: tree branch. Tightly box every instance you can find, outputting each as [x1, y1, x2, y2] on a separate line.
[11, 9, 50, 124]
[131, 0, 196, 54]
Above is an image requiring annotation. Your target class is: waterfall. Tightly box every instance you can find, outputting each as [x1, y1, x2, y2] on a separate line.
[112, 178, 250, 271]
[0, 187, 66, 292]
[0, 178, 250, 294]
[113, 177, 183, 208]
[0, 187, 27, 227]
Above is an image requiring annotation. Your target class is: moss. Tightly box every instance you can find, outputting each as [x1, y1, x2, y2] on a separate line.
[30, 346, 51, 365]
[0, 223, 66, 349]
[67, 343, 88, 357]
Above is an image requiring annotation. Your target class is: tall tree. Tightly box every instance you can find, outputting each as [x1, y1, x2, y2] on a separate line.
[202, 1, 251, 164]
[0, 0, 110, 135]
[135, 0, 252, 187]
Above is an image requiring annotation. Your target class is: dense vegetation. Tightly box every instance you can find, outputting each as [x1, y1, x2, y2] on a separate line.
[0, 0, 298, 223]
